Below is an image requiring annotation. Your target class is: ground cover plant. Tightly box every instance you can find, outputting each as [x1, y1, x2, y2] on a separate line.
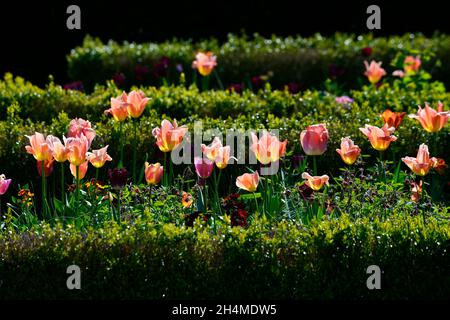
[0, 34, 449, 299]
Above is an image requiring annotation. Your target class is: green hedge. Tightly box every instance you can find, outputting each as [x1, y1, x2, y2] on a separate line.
[67, 33, 450, 91]
[0, 74, 449, 188]
[0, 215, 449, 299]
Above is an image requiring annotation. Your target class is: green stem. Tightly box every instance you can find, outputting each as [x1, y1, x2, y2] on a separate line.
[61, 162, 65, 204]
[132, 119, 137, 183]
[169, 154, 173, 187]
[253, 192, 259, 215]
[163, 152, 168, 187]
[75, 165, 80, 214]
[213, 70, 224, 90]
[95, 168, 99, 181]
[117, 190, 121, 223]
[201, 75, 210, 91]
[119, 121, 124, 168]
[421, 175, 426, 224]
[313, 156, 317, 176]
[41, 160, 47, 219]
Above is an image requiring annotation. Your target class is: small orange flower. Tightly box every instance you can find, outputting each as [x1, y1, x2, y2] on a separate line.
[236, 171, 260, 193]
[65, 135, 89, 166]
[433, 158, 448, 175]
[105, 92, 129, 122]
[182, 191, 193, 208]
[401, 144, 436, 176]
[152, 119, 189, 153]
[409, 102, 449, 133]
[87, 146, 113, 168]
[127, 90, 149, 118]
[403, 55, 421, 73]
[336, 137, 361, 165]
[381, 109, 406, 129]
[201, 137, 222, 161]
[359, 124, 397, 151]
[192, 52, 217, 76]
[250, 131, 287, 165]
[144, 162, 163, 185]
[364, 60, 386, 84]
[25, 132, 53, 162]
[70, 160, 89, 180]
[301, 172, 329, 191]
[46, 135, 69, 163]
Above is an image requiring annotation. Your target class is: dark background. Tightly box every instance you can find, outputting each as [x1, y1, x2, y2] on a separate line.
[1, 0, 449, 86]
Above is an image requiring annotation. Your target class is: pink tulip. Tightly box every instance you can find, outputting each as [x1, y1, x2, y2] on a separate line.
[404, 55, 421, 73]
[0, 174, 12, 195]
[408, 102, 450, 133]
[144, 162, 164, 185]
[127, 90, 149, 118]
[194, 157, 214, 179]
[336, 137, 361, 165]
[359, 124, 397, 151]
[301, 172, 329, 191]
[401, 144, 437, 176]
[236, 171, 259, 192]
[70, 160, 89, 180]
[65, 134, 89, 166]
[192, 52, 217, 76]
[250, 131, 287, 165]
[87, 146, 113, 168]
[392, 70, 405, 78]
[46, 135, 69, 163]
[105, 92, 129, 122]
[300, 124, 328, 156]
[25, 132, 53, 162]
[201, 137, 222, 161]
[364, 60, 386, 84]
[67, 118, 96, 148]
[152, 119, 189, 152]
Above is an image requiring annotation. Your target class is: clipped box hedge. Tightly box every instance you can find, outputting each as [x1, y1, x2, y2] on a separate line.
[0, 215, 449, 299]
[67, 33, 450, 91]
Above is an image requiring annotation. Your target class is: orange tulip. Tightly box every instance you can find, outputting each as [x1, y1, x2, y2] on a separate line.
[105, 92, 129, 122]
[144, 162, 163, 185]
[433, 158, 448, 175]
[411, 180, 422, 203]
[236, 171, 259, 192]
[182, 191, 193, 208]
[300, 124, 328, 156]
[192, 52, 217, 76]
[65, 134, 89, 166]
[359, 124, 397, 151]
[381, 109, 406, 129]
[87, 146, 113, 168]
[25, 132, 53, 161]
[46, 135, 68, 163]
[152, 119, 189, 152]
[70, 160, 88, 180]
[336, 137, 361, 165]
[364, 60, 386, 84]
[201, 137, 222, 161]
[408, 102, 449, 133]
[404, 55, 421, 73]
[250, 131, 287, 165]
[301, 172, 329, 191]
[401, 144, 436, 176]
[127, 90, 149, 118]
[67, 118, 96, 148]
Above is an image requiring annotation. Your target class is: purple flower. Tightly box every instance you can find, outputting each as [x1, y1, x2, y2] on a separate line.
[108, 168, 128, 190]
[176, 64, 183, 73]
[63, 81, 84, 91]
[335, 96, 354, 104]
[194, 157, 214, 179]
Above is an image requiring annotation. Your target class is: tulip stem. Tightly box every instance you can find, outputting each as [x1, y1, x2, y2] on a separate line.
[95, 168, 99, 181]
[132, 119, 137, 183]
[41, 160, 47, 220]
[163, 152, 167, 187]
[118, 122, 124, 168]
[421, 175, 426, 224]
[75, 165, 80, 214]
[201, 75, 210, 91]
[213, 70, 224, 90]
[313, 156, 317, 176]
[253, 192, 259, 215]
[61, 162, 65, 204]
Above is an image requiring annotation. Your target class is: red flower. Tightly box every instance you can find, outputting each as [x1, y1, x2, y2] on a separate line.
[361, 47, 372, 57]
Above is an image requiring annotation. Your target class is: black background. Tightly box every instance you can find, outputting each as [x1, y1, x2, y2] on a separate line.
[1, 0, 448, 86]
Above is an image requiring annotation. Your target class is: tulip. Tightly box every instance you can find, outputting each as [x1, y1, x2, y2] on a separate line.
[182, 191, 193, 208]
[401, 144, 436, 176]
[364, 60, 386, 84]
[392, 70, 405, 78]
[65, 134, 89, 166]
[201, 137, 222, 161]
[127, 90, 149, 118]
[70, 160, 88, 180]
[215, 145, 236, 170]
[381, 109, 406, 129]
[0, 174, 12, 195]
[25, 132, 53, 161]
[301, 172, 329, 191]
[194, 157, 214, 179]
[250, 131, 287, 165]
[404, 55, 421, 73]
[336, 137, 361, 165]
[105, 92, 129, 122]
[411, 180, 422, 203]
[192, 52, 217, 76]
[37, 158, 55, 177]
[46, 135, 68, 163]
[359, 124, 397, 151]
[67, 118, 96, 148]
[145, 162, 164, 185]
[300, 124, 328, 156]
[408, 102, 449, 133]
[87, 146, 113, 169]
[152, 119, 189, 153]
[433, 158, 448, 175]
[236, 171, 260, 193]
[108, 168, 128, 190]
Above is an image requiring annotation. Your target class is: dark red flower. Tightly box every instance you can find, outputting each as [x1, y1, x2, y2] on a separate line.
[227, 83, 243, 94]
[112, 72, 126, 87]
[108, 168, 128, 190]
[297, 183, 314, 201]
[251, 75, 264, 89]
[285, 82, 302, 94]
[153, 56, 170, 78]
[231, 208, 248, 227]
[361, 47, 373, 57]
[63, 81, 84, 91]
[184, 211, 210, 227]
